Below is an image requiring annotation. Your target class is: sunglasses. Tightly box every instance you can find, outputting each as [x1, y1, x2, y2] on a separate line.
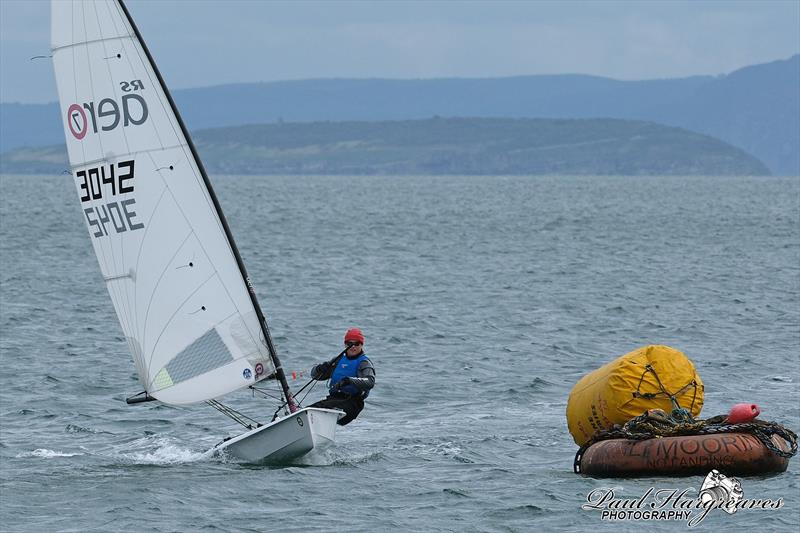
[346, 342, 362, 347]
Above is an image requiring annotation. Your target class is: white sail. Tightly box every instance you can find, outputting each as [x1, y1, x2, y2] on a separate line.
[51, 0, 275, 405]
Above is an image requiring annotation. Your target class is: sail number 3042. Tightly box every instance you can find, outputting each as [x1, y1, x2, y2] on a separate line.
[77, 159, 145, 238]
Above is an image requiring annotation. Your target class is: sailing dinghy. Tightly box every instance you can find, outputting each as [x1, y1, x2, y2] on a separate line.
[51, 0, 341, 462]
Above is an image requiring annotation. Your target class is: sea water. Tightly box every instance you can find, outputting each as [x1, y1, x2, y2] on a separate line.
[1, 174, 798, 532]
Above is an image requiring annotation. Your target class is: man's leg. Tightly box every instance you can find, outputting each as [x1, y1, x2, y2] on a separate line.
[308, 395, 364, 425]
[336, 397, 364, 426]
[308, 396, 347, 410]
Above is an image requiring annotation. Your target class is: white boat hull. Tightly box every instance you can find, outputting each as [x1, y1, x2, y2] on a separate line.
[212, 407, 342, 463]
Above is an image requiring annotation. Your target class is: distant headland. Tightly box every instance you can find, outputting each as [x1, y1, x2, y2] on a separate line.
[0, 117, 769, 176]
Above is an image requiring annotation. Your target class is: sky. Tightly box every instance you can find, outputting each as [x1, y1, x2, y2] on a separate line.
[1, 0, 798, 104]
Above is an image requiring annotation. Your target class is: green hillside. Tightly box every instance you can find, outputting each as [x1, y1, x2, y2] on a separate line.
[1, 117, 770, 176]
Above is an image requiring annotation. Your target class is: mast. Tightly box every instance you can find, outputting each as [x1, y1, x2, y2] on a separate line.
[116, 0, 297, 412]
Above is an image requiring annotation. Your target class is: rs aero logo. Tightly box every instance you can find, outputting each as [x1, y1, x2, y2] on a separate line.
[67, 80, 148, 140]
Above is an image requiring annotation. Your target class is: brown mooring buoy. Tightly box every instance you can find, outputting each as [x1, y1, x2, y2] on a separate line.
[577, 432, 789, 477]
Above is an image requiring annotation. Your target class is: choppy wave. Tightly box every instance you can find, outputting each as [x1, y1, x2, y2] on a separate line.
[65, 424, 108, 434]
[108, 437, 211, 465]
[17, 449, 83, 458]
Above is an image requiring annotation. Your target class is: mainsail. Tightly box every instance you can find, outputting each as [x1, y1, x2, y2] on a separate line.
[51, 0, 280, 406]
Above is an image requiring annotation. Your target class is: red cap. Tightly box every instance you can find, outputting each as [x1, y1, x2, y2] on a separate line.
[344, 327, 365, 345]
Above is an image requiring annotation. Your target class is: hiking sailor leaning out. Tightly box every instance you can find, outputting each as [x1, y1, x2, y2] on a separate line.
[309, 328, 375, 425]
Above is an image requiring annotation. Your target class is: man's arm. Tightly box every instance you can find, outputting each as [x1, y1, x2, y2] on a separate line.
[344, 359, 375, 393]
[310, 359, 336, 381]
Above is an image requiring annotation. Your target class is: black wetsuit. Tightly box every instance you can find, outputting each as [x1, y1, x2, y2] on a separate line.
[308, 352, 375, 425]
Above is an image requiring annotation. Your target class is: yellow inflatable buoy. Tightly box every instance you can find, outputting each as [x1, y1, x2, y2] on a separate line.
[566, 345, 704, 446]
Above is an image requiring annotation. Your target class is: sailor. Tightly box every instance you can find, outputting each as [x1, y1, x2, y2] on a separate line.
[308, 328, 375, 425]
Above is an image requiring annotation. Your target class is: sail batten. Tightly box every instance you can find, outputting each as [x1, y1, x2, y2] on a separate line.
[52, 34, 131, 53]
[52, 0, 276, 405]
[67, 144, 195, 169]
